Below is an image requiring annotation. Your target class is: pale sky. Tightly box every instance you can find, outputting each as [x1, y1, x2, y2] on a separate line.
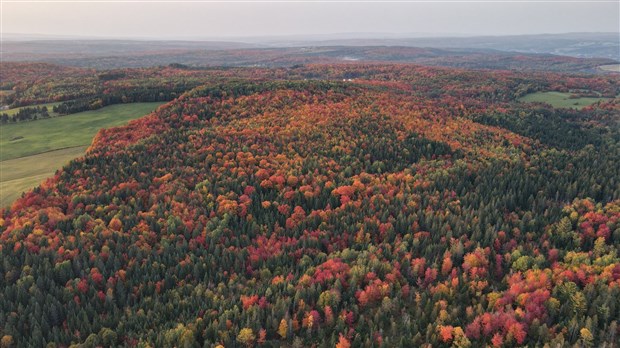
[2, 0, 619, 40]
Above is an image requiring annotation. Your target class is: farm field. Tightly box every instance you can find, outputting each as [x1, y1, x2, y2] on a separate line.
[0, 102, 163, 207]
[0, 102, 164, 161]
[518, 91, 612, 109]
[0, 146, 86, 207]
[599, 64, 620, 72]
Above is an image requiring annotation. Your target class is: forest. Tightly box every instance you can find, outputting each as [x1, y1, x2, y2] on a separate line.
[0, 62, 619, 347]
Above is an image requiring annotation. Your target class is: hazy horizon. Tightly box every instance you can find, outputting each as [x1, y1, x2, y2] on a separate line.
[3, 0, 619, 41]
[3, 31, 619, 43]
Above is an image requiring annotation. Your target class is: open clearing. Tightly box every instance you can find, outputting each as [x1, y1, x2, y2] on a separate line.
[518, 91, 611, 109]
[0, 102, 164, 160]
[0, 146, 87, 207]
[599, 64, 620, 72]
[0, 102, 164, 207]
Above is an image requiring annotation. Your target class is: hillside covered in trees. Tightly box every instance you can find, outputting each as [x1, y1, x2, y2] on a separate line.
[0, 63, 619, 347]
[3, 40, 618, 71]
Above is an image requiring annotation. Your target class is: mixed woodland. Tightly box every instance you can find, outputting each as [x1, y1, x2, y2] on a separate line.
[0, 62, 619, 347]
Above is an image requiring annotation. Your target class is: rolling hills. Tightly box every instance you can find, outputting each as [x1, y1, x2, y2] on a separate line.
[3, 41, 617, 72]
[0, 63, 618, 346]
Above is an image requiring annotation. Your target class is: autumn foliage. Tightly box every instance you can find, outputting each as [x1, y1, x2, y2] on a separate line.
[0, 63, 618, 347]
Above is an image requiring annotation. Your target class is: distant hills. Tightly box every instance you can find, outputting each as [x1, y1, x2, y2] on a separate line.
[2, 39, 260, 60]
[3, 32, 618, 71]
[266, 32, 620, 60]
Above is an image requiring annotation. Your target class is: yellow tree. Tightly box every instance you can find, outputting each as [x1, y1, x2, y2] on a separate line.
[0, 336, 13, 348]
[278, 319, 288, 339]
[237, 328, 255, 347]
[580, 328, 593, 347]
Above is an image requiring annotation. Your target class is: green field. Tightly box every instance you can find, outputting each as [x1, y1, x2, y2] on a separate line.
[0, 102, 163, 160]
[0, 146, 87, 207]
[0, 102, 163, 207]
[518, 91, 611, 109]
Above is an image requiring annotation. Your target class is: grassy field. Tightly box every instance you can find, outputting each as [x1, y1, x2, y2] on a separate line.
[518, 91, 611, 109]
[0, 102, 164, 207]
[0, 102, 163, 161]
[2, 101, 63, 117]
[599, 64, 620, 72]
[0, 146, 87, 207]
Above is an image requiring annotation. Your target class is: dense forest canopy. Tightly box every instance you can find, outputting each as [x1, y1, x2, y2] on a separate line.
[0, 62, 619, 347]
